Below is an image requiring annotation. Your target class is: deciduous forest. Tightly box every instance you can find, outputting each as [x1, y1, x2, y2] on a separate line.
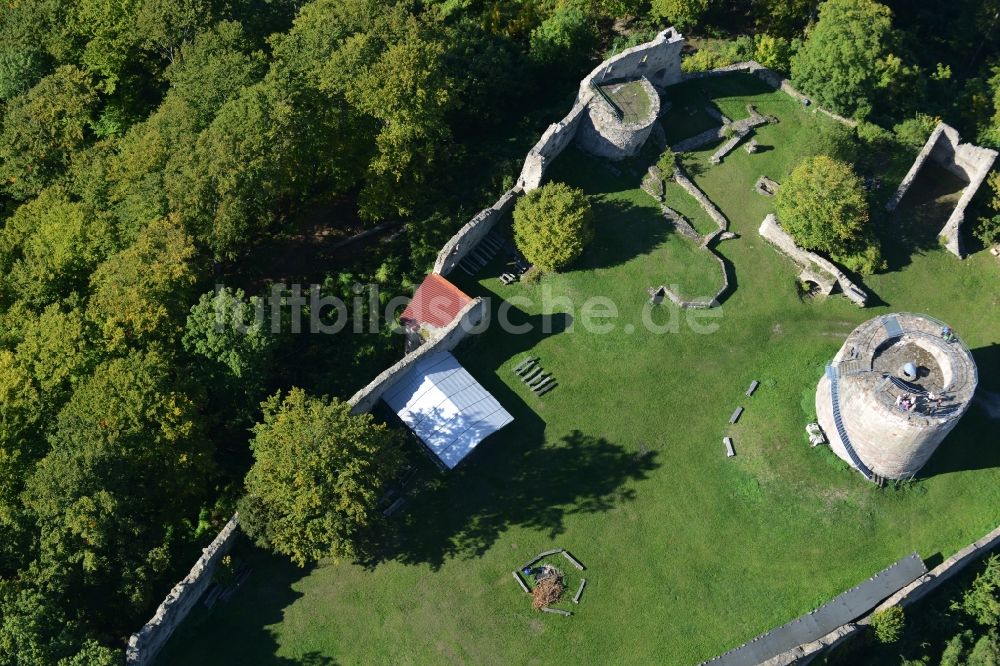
[1, 0, 999, 662]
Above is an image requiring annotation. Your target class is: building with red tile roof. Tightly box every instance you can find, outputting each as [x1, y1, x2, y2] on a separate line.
[400, 273, 473, 331]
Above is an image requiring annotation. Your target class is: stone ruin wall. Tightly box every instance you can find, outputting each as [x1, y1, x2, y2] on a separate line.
[347, 298, 488, 414]
[433, 187, 521, 276]
[125, 515, 240, 665]
[885, 122, 997, 257]
[759, 214, 868, 306]
[518, 27, 685, 189]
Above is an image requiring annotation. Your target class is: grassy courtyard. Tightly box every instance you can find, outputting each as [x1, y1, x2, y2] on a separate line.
[599, 79, 654, 124]
[161, 74, 1000, 666]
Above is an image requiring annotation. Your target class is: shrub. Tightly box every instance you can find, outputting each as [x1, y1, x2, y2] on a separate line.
[657, 148, 676, 180]
[529, 7, 596, 69]
[953, 554, 1000, 626]
[974, 215, 1000, 248]
[775, 156, 884, 275]
[681, 38, 752, 73]
[811, 122, 860, 163]
[894, 114, 939, 150]
[513, 182, 593, 272]
[753, 34, 794, 73]
[870, 605, 905, 644]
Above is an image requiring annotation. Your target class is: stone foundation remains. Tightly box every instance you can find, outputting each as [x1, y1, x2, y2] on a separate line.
[758, 214, 868, 306]
[885, 122, 998, 257]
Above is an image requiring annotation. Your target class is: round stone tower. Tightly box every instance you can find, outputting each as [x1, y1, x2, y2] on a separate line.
[576, 77, 660, 161]
[815, 313, 978, 481]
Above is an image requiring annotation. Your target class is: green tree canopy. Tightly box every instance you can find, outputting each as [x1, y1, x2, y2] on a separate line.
[87, 216, 196, 351]
[954, 554, 1000, 626]
[774, 155, 883, 275]
[790, 0, 915, 119]
[870, 605, 905, 643]
[164, 20, 265, 129]
[0, 66, 98, 199]
[23, 350, 211, 625]
[0, 188, 118, 308]
[513, 182, 593, 272]
[239, 389, 403, 566]
[650, 0, 710, 31]
[183, 286, 276, 417]
[529, 6, 595, 69]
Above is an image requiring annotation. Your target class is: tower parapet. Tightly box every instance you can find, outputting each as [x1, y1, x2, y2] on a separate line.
[815, 313, 978, 480]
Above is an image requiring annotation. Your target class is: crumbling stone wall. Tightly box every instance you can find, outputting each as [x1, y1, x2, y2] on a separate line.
[125, 515, 240, 666]
[433, 187, 521, 276]
[518, 27, 685, 189]
[759, 214, 868, 306]
[885, 122, 998, 257]
[518, 102, 589, 191]
[348, 299, 487, 414]
[673, 166, 728, 232]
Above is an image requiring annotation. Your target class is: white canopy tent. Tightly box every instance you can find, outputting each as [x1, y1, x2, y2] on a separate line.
[383, 351, 513, 469]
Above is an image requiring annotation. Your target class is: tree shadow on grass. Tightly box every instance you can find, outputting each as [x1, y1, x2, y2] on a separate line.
[918, 343, 1000, 478]
[574, 198, 672, 271]
[367, 427, 658, 569]
[358, 298, 659, 569]
[157, 535, 338, 666]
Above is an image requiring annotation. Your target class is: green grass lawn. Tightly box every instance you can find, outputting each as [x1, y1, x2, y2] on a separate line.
[599, 79, 653, 124]
[663, 179, 721, 236]
[161, 74, 1000, 666]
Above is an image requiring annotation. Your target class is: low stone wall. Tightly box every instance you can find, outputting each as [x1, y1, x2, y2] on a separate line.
[674, 166, 728, 231]
[766, 522, 1000, 665]
[885, 121, 997, 257]
[673, 126, 727, 152]
[348, 298, 487, 414]
[125, 515, 240, 666]
[759, 214, 868, 306]
[433, 187, 521, 276]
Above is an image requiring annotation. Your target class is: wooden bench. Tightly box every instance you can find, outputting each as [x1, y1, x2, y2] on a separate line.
[512, 571, 530, 593]
[724, 437, 735, 457]
[729, 406, 744, 424]
[573, 579, 587, 604]
[522, 549, 564, 570]
[562, 550, 585, 570]
[745, 380, 759, 397]
[541, 607, 572, 616]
